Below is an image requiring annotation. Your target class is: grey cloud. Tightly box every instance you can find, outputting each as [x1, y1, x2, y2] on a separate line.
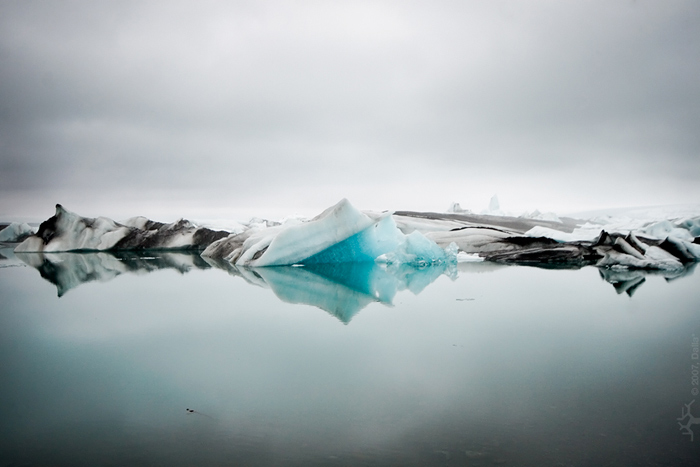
[1, 0, 699, 219]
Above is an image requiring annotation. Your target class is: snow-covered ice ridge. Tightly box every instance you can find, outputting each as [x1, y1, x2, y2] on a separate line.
[12, 200, 700, 271]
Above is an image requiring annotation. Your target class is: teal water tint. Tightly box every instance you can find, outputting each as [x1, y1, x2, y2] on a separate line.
[1, 250, 700, 466]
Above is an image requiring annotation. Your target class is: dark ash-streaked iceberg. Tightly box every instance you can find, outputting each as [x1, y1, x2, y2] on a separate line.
[15, 204, 229, 253]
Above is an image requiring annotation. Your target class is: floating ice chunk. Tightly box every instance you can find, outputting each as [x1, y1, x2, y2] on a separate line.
[644, 246, 686, 268]
[481, 194, 505, 216]
[456, 251, 484, 262]
[425, 228, 513, 252]
[642, 220, 694, 241]
[245, 217, 281, 228]
[393, 215, 470, 234]
[521, 209, 562, 223]
[15, 204, 228, 253]
[15, 205, 130, 252]
[661, 237, 700, 261]
[0, 222, 35, 242]
[446, 202, 471, 214]
[236, 199, 375, 266]
[524, 226, 602, 243]
[231, 199, 453, 267]
[380, 231, 451, 266]
[678, 216, 700, 237]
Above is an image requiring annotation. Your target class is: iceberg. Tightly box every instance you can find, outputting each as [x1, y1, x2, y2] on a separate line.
[446, 202, 471, 214]
[203, 199, 455, 267]
[480, 194, 505, 216]
[14, 204, 229, 253]
[592, 231, 698, 271]
[521, 209, 562, 223]
[643, 219, 695, 241]
[679, 216, 700, 237]
[524, 225, 602, 243]
[377, 231, 451, 266]
[0, 222, 35, 243]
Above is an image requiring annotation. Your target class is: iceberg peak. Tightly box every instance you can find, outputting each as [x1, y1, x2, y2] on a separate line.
[489, 195, 500, 212]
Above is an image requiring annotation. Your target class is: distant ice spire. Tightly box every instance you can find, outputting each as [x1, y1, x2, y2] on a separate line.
[447, 202, 462, 213]
[489, 195, 500, 212]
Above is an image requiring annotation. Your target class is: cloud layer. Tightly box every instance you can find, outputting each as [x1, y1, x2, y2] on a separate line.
[1, 0, 698, 221]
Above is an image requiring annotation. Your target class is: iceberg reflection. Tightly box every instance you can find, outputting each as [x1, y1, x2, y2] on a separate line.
[253, 262, 451, 323]
[15, 251, 697, 317]
[16, 251, 452, 322]
[16, 251, 212, 297]
[598, 262, 697, 297]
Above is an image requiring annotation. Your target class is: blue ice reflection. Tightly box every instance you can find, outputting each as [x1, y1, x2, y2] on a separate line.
[13, 250, 698, 315]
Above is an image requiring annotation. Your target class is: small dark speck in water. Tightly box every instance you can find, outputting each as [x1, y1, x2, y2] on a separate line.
[185, 407, 215, 419]
[456, 298, 475, 301]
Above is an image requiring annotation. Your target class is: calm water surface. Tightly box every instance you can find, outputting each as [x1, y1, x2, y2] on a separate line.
[1, 249, 699, 466]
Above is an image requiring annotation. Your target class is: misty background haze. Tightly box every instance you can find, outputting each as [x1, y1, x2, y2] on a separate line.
[1, 0, 698, 223]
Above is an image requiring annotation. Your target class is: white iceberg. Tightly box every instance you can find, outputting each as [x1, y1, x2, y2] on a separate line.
[480, 194, 505, 216]
[204, 199, 456, 267]
[643, 220, 695, 241]
[679, 217, 700, 237]
[446, 202, 471, 214]
[524, 225, 602, 243]
[521, 209, 562, 223]
[0, 222, 35, 242]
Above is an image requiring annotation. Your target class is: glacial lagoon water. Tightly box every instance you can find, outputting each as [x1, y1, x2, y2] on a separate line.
[1, 249, 699, 466]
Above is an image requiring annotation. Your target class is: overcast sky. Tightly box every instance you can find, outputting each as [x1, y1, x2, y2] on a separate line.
[1, 0, 698, 222]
